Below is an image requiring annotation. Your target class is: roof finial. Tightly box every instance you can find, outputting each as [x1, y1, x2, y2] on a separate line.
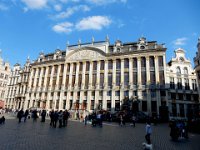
[106, 34, 109, 42]
[92, 36, 94, 44]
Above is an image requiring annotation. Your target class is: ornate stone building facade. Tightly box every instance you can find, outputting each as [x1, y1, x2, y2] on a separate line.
[5, 58, 30, 109]
[166, 49, 199, 119]
[194, 38, 200, 93]
[0, 53, 11, 108]
[20, 37, 167, 116]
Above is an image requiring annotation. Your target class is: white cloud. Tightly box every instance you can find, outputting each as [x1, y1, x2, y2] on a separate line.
[52, 22, 74, 33]
[76, 16, 111, 30]
[173, 37, 187, 46]
[54, 5, 90, 19]
[86, 0, 127, 5]
[0, 3, 9, 11]
[21, 0, 48, 9]
[54, 4, 62, 11]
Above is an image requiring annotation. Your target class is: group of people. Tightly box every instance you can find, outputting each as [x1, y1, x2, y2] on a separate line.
[49, 110, 70, 128]
[17, 109, 30, 123]
[169, 120, 189, 140]
[0, 116, 5, 124]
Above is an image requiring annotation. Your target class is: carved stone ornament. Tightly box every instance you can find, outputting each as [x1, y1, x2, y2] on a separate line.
[67, 49, 105, 61]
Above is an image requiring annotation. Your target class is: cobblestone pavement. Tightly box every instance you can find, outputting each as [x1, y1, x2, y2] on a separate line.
[0, 114, 200, 150]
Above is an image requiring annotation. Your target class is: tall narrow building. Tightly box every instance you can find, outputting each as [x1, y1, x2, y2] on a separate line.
[167, 49, 199, 119]
[0, 51, 11, 109]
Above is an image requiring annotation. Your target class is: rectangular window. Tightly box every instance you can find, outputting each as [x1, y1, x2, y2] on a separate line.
[158, 56, 163, 67]
[142, 101, 147, 111]
[124, 91, 129, 97]
[115, 91, 120, 96]
[108, 73, 112, 87]
[108, 60, 113, 69]
[149, 56, 155, 68]
[78, 74, 82, 87]
[133, 72, 137, 85]
[100, 60, 104, 70]
[159, 71, 165, 85]
[107, 91, 111, 96]
[90, 100, 94, 110]
[86, 62, 90, 71]
[115, 100, 120, 111]
[116, 73, 121, 86]
[73, 63, 76, 73]
[92, 74, 97, 86]
[93, 61, 97, 71]
[85, 74, 89, 88]
[124, 58, 129, 68]
[124, 72, 129, 86]
[66, 75, 69, 86]
[100, 73, 104, 87]
[79, 62, 83, 71]
[116, 59, 121, 69]
[72, 75, 75, 87]
[141, 71, 146, 85]
[150, 71, 156, 84]
[133, 58, 137, 68]
[151, 101, 157, 112]
[107, 100, 111, 111]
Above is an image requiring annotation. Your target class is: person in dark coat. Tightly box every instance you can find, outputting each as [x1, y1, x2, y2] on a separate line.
[24, 110, 29, 122]
[58, 110, 63, 128]
[17, 109, 24, 123]
[50, 110, 55, 126]
[41, 110, 46, 122]
[63, 110, 69, 127]
[32, 109, 38, 121]
[53, 110, 59, 128]
[0, 116, 5, 124]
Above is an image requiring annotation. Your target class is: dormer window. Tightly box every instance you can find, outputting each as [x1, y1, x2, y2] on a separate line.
[140, 46, 145, 49]
[179, 57, 184, 62]
[117, 47, 121, 52]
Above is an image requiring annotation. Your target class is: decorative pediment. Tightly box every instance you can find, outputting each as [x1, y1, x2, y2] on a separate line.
[66, 48, 106, 61]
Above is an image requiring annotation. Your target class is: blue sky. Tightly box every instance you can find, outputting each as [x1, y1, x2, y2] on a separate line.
[0, 0, 199, 67]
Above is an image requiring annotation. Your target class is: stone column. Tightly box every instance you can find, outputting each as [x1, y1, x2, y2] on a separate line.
[38, 67, 44, 89]
[68, 63, 74, 90]
[95, 61, 101, 109]
[74, 62, 80, 90]
[33, 68, 39, 91]
[87, 61, 93, 111]
[155, 56, 161, 115]
[103, 60, 108, 110]
[146, 56, 151, 115]
[111, 59, 116, 112]
[120, 59, 124, 102]
[137, 57, 142, 111]
[129, 57, 133, 97]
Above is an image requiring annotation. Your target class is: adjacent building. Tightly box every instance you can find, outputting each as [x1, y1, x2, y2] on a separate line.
[0, 53, 11, 108]
[166, 49, 199, 119]
[5, 58, 30, 110]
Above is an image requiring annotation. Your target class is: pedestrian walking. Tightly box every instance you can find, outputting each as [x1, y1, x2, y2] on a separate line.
[24, 109, 29, 122]
[58, 110, 63, 128]
[145, 121, 152, 144]
[41, 110, 46, 122]
[17, 109, 24, 123]
[119, 115, 123, 126]
[53, 110, 59, 128]
[50, 110, 55, 126]
[84, 115, 88, 125]
[132, 115, 136, 127]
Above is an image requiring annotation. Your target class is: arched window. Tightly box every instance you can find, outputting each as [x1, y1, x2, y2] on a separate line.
[184, 67, 188, 74]
[176, 67, 181, 75]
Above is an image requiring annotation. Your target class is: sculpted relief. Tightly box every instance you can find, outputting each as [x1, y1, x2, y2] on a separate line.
[67, 49, 105, 61]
